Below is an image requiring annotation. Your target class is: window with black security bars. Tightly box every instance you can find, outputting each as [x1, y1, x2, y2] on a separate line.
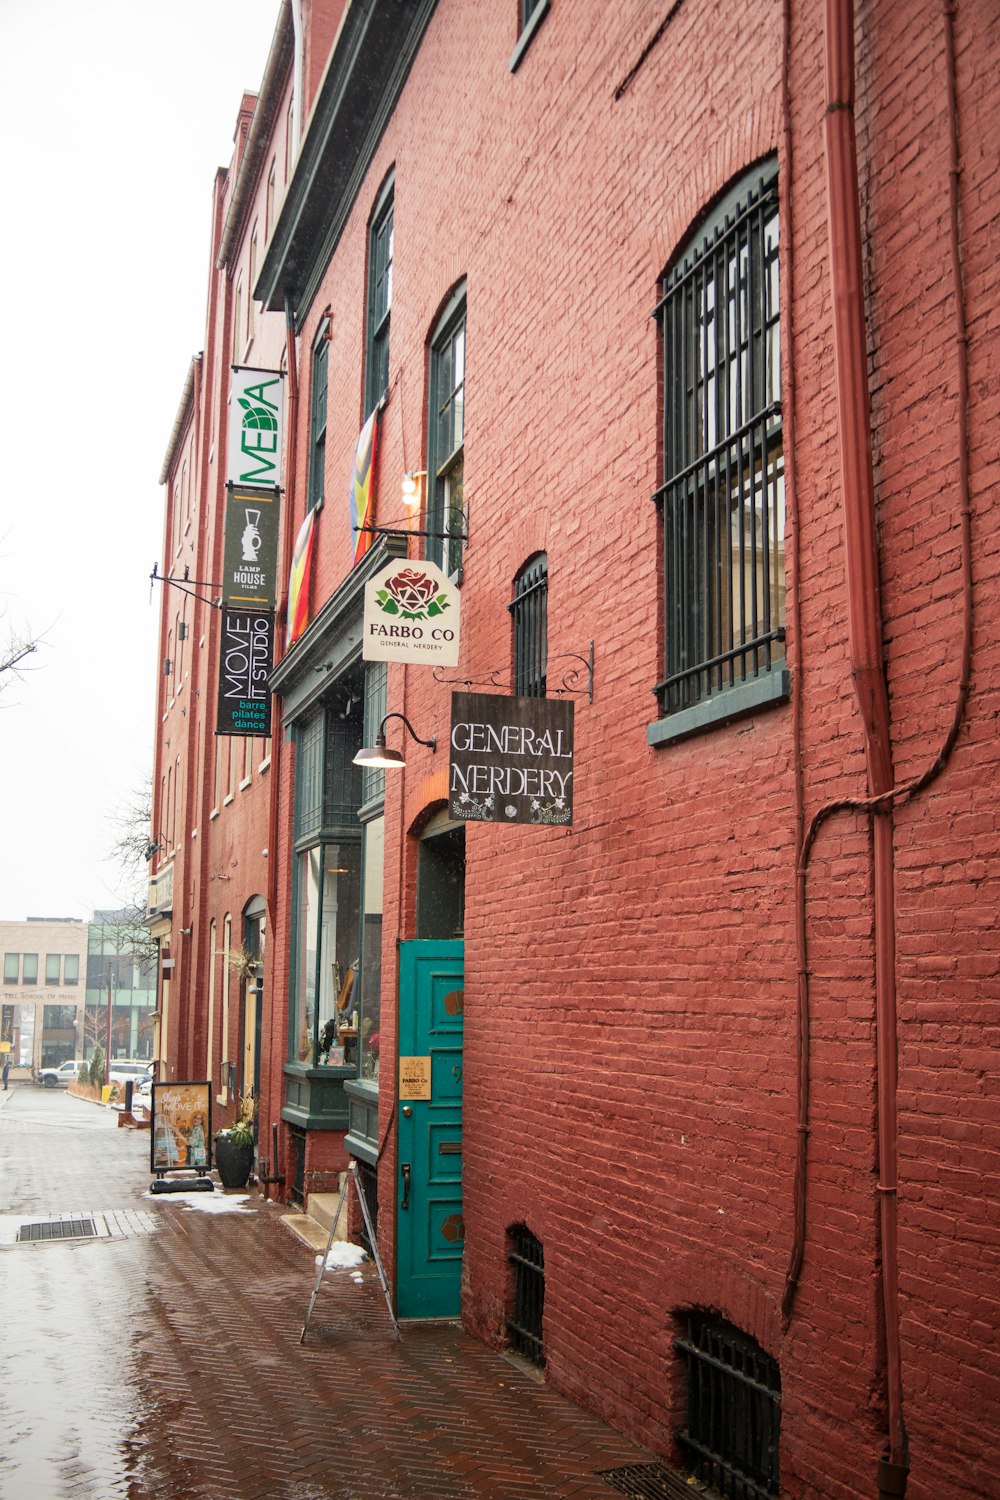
[653, 159, 785, 717]
[506, 1225, 545, 1366]
[355, 1158, 378, 1256]
[674, 1312, 781, 1500]
[510, 554, 548, 697]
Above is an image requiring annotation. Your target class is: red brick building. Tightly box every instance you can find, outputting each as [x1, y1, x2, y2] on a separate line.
[151, 2, 1000, 1495]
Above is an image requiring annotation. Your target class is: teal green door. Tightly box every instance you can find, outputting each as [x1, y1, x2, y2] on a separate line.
[396, 939, 464, 1319]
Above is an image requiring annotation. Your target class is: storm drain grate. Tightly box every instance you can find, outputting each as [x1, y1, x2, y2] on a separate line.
[598, 1462, 707, 1499]
[17, 1217, 98, 1243]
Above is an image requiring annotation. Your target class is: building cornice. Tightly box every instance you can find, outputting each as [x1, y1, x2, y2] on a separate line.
[215, 0, 295, 271]
[255, 0, 438, 321]
[159, 355, 202, 485]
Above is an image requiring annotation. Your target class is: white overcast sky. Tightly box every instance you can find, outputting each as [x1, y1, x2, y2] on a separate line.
[0, 0, 281, 920]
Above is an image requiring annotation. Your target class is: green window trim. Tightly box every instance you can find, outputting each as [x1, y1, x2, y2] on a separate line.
[510, 0, 550, 73]
[307, 320, 330, 511]
[426, 283, 467, 577]
[364, 177, 394, 418]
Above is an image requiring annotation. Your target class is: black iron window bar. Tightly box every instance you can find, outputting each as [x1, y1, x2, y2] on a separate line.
[510, 556, 548, 698]
[433, 643, 594, 703]
[674, 1313, 781, 1500]
[506, 1226, 545, 1367]
[653, 170, 782, 717]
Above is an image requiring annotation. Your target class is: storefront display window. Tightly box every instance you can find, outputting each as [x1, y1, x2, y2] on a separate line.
[359, 814, 384, 1080]
[291, 841, 361, 1066]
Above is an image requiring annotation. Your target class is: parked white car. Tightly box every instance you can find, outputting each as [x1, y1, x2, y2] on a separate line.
[108, 1061, 153, 1088]
[36, 1059, 87, 1089]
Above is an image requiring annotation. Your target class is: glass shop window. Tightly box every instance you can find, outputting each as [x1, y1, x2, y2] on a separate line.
[292, 842, 361, 1068]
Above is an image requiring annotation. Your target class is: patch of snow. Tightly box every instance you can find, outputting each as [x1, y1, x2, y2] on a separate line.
[316, 1241, 368, 1272]
[144, 1189, 254, 1213]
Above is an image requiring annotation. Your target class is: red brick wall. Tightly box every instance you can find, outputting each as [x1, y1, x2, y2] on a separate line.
[159, 1, 1000, 1493]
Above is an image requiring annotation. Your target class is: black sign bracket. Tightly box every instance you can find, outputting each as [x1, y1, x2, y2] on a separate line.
[433, 642, 594, 703]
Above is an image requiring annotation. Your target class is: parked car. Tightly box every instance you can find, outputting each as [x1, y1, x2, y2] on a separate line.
[108, 1061, 153, 1088]
[36, 1059, 87, 1089]
[133, 1063, 156, 1099]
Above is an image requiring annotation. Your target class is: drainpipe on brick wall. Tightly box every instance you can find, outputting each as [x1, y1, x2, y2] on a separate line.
[823, 1, 908, 1493]
[784, 7, 972, 1492]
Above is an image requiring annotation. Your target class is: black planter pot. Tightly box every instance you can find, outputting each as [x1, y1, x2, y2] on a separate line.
[214, 1133, 254, 1189]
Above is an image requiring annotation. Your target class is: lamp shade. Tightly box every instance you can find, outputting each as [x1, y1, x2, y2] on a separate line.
[352, 743, 406, 769]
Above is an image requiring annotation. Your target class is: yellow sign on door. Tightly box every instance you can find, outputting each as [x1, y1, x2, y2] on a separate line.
[399, 1056, 431, 1100]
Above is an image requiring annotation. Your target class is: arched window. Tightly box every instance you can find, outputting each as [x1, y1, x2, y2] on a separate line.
[510, 554, 548, 697]
[654, 157, 785, 721]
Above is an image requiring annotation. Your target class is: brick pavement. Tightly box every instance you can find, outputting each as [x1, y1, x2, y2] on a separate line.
[0, 1086, 663, 1500]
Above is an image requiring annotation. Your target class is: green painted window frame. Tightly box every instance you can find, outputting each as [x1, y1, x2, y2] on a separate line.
[652, 157, 787, 735]
[22, 953, 38, 985]
[3, 953, 18, 984]
[426, 284, 467, 577]
[364, 177, 394, 418]
[510, 0, 550, 72]
[307, 319, 330, 511]
[45, 954, 61, 984]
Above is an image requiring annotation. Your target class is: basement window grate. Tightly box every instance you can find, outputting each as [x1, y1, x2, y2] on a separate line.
[506, 1225, 545, 1366]
[598, 1461, 706, 1498]
[18, 1217, 98, 1243]
[675, 1313, 781, 1500]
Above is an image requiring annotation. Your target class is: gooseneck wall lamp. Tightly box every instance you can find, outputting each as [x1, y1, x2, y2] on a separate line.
[353, 713, 437, 770]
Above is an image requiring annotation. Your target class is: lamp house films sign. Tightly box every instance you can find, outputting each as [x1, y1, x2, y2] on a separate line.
[227, 367, 284, 489]
[363, 560, 460, 666]
[217, 609, 273, 737]
[449, 692, 574, 826]
[222, 486, 280, 608]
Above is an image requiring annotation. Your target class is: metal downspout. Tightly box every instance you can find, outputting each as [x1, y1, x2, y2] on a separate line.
[823, 2, 908, 1492]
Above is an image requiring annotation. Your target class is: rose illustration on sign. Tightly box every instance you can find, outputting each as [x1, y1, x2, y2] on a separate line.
[375, 568, 450, 623]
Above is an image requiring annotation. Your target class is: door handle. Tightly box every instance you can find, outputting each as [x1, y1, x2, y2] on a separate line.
[401, 1162, 411, 1210]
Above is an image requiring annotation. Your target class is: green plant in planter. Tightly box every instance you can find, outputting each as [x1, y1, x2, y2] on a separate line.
[214, 1091, 257, 1189]
[217, 1090, 257, 1148]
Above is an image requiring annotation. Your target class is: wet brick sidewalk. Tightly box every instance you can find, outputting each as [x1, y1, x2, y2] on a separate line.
[0, 1086, 658, 1499]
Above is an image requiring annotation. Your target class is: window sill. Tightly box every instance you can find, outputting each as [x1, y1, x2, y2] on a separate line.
[239, 776, 252, 792]
[648, 666, 790, 747]
[510, 0, 550, 72]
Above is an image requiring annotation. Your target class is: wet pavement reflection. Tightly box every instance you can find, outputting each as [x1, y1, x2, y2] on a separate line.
[0, 1087, 652, 1500]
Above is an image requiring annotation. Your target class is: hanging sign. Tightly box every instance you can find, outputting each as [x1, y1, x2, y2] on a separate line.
[227, 367, 285, 489]
[449, 691, 574, 826]
[222, 486, 280, 608]
[363, 560, 460, 665]
[216, 609, 274, 737]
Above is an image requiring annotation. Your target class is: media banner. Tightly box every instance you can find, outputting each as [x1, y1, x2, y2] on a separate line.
[227, 367, 284, 489]
[449, 691, 574, 826]
[222, 486, 280, 608]
[216, 609, 273, 737]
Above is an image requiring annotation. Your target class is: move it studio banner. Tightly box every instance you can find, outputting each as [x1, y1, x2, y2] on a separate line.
[216, 609, 273, 738]
[449, 691, 574, 826]
[227, 367, 285, 489]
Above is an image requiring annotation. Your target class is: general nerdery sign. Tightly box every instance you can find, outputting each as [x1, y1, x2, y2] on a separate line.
[362, 561, 460, 665]
[449, 692, 574, 826]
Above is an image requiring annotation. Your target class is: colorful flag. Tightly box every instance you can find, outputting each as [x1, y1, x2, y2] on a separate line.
[349, 408, 379, 564]
[286, 508, 316, 647]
